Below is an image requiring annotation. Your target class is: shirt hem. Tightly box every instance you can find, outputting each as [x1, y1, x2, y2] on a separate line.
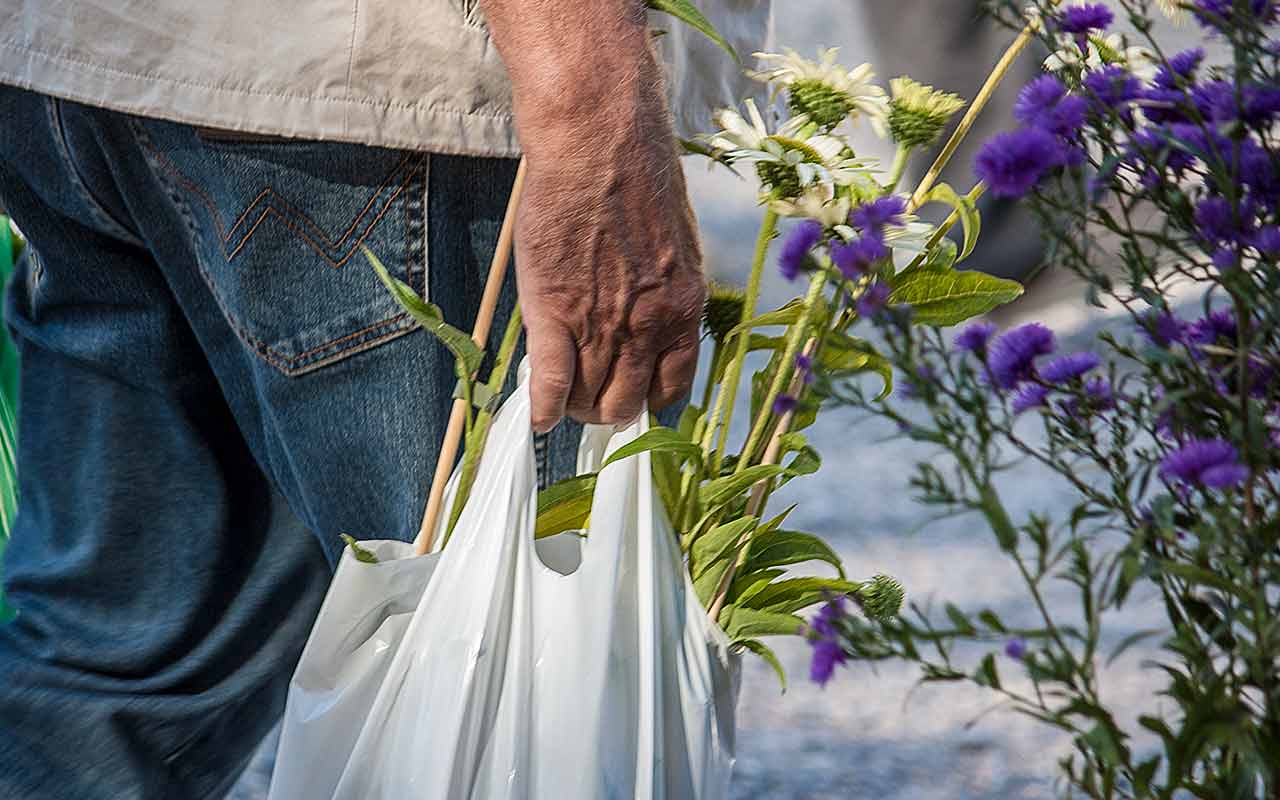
[0, 40, 522, 158]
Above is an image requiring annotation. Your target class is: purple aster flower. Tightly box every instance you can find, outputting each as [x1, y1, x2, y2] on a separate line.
[779, 220, 823, 281]
[1187, 308, 1239, 345]
[1139, 309, 1187, 348]
[1084, 65, 1141, 109]
[1240, 141, 1280, 201]
[1194, 0, 1276, 30]
[1159, 437, 1248, 488]
[955, 321, 998, 355]
[1253, 226, 1280, 256]
[1154, 49, 1206, 89]
[1192, 80, 1236, 122]
[1005, 637, 1028, 660]
[850, 196, 908, 231]
[856, 282, 892, 319]
[974, 127, 1070, 198]
[1057, 3, 1114, 34]
[1040, 351, 1101, 384]
[795, 353, 815, 385]
[831, 234, 889, 278]
[773, 394, 798, 415]
[1085, 376, 1115, 410]
[1011, 383, 1051, 415]
[987, 323, 1057, 389]
[810, 639, 847, 686]
[1014, 75, 1088, 136]
[1194, 196, 1257, 245]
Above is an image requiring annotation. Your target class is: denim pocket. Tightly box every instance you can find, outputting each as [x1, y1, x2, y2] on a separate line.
[136, 120, 428, 376]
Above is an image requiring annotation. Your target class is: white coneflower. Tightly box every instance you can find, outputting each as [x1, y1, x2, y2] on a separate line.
[751, 48, 889, 132]
[708, 100, 877, 197]
[1044, 33, 1158, 82]
[1155, 0, 1186, 23]
[887, 77, 967, 149]
[769, 185, 853, 229]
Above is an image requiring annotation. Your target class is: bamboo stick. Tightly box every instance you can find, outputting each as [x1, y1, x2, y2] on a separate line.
[413, 158, 528, 555]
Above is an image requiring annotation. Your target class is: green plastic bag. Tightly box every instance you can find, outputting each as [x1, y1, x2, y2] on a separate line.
[0, 215, 19, 621]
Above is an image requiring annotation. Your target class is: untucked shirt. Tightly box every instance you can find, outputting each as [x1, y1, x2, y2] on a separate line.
[0, 1, 769, 156]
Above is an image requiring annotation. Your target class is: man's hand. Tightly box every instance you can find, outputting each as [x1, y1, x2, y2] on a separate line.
[479, 0, 705, 433]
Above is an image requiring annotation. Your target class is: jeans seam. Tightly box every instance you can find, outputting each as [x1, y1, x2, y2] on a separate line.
[45, 98, 145, 246]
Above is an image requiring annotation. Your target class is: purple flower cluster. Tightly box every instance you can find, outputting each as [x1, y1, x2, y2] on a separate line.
[955, 322, 1112, 417]
[807, 596, 849, 686]
[1160, 437, 1249, 489]
[837, 196, 908, 279]
[1193, 0, 1276, 31]
[1055, 3, 1114, 35]
[976, 74, 1088, 197]
[779, 220, 823, 281]
[988, 323, 1057, 389]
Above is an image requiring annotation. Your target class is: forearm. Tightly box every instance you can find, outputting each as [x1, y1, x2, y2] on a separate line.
[477, 0, 671, 157]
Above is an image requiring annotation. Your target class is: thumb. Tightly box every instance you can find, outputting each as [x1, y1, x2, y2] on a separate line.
[526, 322, 577, 434]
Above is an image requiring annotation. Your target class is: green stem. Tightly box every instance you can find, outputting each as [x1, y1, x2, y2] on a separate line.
[443, 304, 524, 542]
[735, 271, 826, 472]
[704, 207, 778, 474]
[903, 182, 988, 272]
[676, 341, 723, 532]
[886, 145, 913, 193]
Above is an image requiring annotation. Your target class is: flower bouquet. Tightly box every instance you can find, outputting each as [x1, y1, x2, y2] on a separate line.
[359, 2, 1056, 687]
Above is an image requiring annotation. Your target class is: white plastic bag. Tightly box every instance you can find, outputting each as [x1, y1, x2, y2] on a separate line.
[269, 368, 740, 799]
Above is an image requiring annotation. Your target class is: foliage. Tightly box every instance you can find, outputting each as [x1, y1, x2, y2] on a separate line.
[815, 2, 1280, 797]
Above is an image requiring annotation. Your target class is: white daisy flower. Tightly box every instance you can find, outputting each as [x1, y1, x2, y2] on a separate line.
[769, 185, 852, 228]
[751, 48, 889, 132]
[1044, 33, 1158, 82]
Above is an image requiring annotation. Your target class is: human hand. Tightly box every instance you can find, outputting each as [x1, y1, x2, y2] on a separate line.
[481, 0, 704, 432]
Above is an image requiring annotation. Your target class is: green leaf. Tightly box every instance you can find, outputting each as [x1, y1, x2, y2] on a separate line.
[743, 577, 861, 614]
[740, 639, 788, 691]
[725, 607, 806, 640]
[602, 426, 703, 469]
[646, 0, 737, 60]
[1106, 628, 1165, 667]
[973, 653, 1001, 689]
[651, 451, 682, 523]
[892, 239, 957, 287]
[367, 247, 484, 375]
[746, 530, 845, 577]
[691, 517, 757, 579]
[820, 334, 893, 399]
[728, 299, 807, 338]
[339, 534, 379, 564]
[677, 404, 702, 441]
[700, 464, 789, 509]
[535, 474, 596, 539]
[783, 442, 821, 479]
[695, 557, 732, 607]
[920, 183, 981, 262]
[729, 568, 786, 606]
[888, 269, 1024, 327]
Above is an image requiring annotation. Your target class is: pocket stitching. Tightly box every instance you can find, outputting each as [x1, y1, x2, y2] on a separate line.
[134, 123, 428, 375]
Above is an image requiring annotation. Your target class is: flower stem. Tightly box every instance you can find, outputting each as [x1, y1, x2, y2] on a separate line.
[735, 271, 826, 472]
[886, 145, 913, 193]
[908, 9, 1050, 211]
[443, 304, 524, 543]
[704, 207, 779, 474]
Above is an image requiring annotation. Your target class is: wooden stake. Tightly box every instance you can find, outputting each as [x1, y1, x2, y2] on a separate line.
[413, 158, 527, 555]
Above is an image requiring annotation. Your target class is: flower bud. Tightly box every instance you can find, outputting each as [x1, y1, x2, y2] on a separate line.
[888, 77, 966, 149]
[702, 283, 748, 344]
[858, 574, 905, 622]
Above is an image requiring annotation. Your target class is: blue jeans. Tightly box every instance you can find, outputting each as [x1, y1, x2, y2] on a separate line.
[0, 85, 584, 798]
